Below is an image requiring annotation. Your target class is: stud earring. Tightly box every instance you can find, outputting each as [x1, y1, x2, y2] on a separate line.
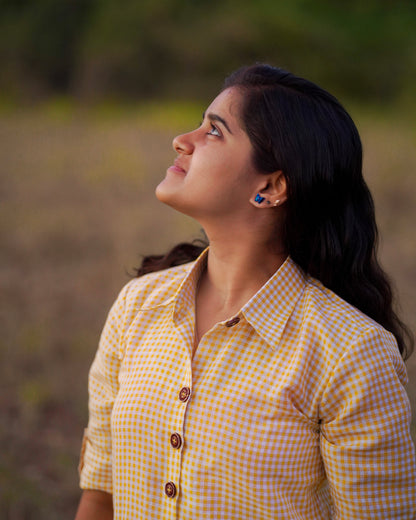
[273, 199, 280, 207]
[254, 194, 265, 204]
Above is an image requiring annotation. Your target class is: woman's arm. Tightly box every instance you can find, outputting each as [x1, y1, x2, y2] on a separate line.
[77, 284, 131, 508]
[75, 490, 113, 520]
[320, 327, 416, 519]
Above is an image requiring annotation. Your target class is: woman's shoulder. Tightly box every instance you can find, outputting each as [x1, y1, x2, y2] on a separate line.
[290, 275, 407, 391]
[104, 261, 194, 340]
[119, 261, 194, 311]
[301, 275, 399, 358]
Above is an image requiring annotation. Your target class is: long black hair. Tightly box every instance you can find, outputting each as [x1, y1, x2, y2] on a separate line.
[137, 64, 413, 359]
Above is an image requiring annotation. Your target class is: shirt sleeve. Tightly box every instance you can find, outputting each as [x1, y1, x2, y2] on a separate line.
[79, 283, 130, 493]
[320, 326, 416, 519]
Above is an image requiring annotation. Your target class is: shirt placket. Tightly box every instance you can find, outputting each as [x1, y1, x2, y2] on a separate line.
[163, 305, 194, 518]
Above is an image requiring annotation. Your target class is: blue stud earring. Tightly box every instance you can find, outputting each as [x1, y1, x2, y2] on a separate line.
[254, 193, 265, 204]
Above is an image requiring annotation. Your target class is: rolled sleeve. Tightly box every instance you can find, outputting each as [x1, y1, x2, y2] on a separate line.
[320, 326, 416, 519]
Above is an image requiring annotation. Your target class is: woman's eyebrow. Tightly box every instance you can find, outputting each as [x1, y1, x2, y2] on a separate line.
[202, 111, 233, 134]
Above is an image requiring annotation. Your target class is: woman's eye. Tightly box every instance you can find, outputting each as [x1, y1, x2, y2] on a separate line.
[207, 124, 221, 137]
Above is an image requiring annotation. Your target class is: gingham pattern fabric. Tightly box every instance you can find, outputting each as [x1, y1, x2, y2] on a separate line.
[79, 250, 416, 519]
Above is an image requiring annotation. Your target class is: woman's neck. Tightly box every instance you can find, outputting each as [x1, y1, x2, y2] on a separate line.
[193, 239, 286, 348]
[194, 230, 287, 339]
[193, 214, 287, 343]
[204, 241, 286, 309]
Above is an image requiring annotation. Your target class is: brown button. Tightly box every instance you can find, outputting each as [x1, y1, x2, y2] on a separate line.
[179, 386, 191, 402]
[225, 316, 240, 327]
[165, 481, 177, 498]
[170, 433, 182, 449]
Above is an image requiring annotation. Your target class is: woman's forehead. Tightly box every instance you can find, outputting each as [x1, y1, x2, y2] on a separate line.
[206, 87, 244, 131]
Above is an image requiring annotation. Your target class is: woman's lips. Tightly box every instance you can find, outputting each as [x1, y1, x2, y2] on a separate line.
[168, 159, 186, 174]
[168, 165, 185, 173]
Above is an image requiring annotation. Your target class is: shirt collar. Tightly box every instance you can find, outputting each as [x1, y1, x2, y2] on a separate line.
[151, 247, 306, 350]
[171, 248, 306, 350]
[172, 248, 209, 324]
[241, 256, 307, 350]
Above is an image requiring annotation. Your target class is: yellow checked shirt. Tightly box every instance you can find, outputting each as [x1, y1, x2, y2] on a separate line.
[79, 250, 416, 519]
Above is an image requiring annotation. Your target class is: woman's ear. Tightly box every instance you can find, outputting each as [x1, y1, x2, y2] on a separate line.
[249, 170, 287, 208]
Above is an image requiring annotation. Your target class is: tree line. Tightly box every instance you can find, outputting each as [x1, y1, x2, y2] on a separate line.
[1, 0, 415, 103]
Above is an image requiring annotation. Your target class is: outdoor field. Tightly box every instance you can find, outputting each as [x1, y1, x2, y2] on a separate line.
[1, 101, 415, 518]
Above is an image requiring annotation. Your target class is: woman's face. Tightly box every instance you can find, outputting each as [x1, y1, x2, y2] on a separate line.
[156, 87, 264, 222]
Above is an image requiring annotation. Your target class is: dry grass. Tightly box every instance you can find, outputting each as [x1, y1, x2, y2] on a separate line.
[0, 101, 415, 519]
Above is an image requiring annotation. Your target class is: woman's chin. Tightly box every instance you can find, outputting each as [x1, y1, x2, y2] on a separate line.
[154, 183, 183, 212]
[155, 180, 174, 204]
[155, 187, 198, 220]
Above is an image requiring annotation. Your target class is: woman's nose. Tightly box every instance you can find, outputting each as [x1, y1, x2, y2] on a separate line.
[173, 131, 194, 154]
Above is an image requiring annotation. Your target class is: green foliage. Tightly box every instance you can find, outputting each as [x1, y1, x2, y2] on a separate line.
[0, 0, 94, 94]
[0, 0, 415, 102]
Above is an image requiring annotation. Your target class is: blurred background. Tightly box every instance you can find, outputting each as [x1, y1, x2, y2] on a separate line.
[1, 1, 415, 518]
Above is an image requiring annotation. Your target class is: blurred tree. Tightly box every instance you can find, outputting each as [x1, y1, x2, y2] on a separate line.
[0, 0, 415, 102]
[0, 0, 94, 97]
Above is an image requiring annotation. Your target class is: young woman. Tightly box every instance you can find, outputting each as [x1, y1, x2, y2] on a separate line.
[75, 64, 416, 519]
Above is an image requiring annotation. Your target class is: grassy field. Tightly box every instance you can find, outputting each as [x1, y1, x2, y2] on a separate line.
[1, 101, 415, 519]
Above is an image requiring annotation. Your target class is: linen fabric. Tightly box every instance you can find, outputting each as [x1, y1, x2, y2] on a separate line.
[79, 250, 416, 519]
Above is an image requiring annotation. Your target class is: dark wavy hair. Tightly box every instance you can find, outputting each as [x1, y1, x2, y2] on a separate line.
[137, 64, 413, 359]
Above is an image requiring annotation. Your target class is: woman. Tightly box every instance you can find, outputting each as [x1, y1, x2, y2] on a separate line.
[75, 64, 416, 519]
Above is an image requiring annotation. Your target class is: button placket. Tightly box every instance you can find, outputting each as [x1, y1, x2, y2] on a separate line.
[165, 385, 191, 503]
